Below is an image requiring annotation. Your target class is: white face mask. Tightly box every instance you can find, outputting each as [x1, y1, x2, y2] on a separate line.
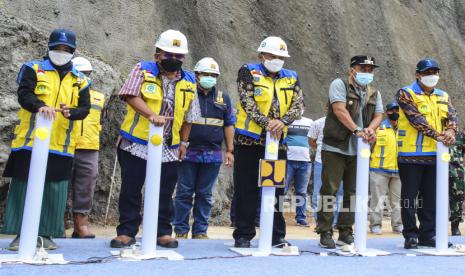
[420, 75, 439, 88]
[48, 50, 74, 66]
[263, 58, 284, 73]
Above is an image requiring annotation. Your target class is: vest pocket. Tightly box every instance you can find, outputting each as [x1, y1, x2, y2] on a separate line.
[438, 103, 448, 119]
[34, 81, 52, 101]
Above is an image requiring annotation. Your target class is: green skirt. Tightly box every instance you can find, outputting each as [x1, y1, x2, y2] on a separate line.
[1, 178, 68, 237]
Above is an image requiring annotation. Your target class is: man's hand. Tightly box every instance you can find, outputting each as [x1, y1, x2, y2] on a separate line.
[178, 143, 187, 161]
[38, 106, 56, 120]
[267, 119, 285, 140]
[439, 129, 456, 146]
[363, 127, 377, 144]
[59, 103, 71, 118]
[224, 151, 234, 167]
[149, 115, 172, 126]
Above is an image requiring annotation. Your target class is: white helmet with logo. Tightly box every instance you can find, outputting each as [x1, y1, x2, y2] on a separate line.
[194, 57, 220, 75]
[72, 56, 93, 72]
[257, 36, 290, 57]
[155, 29, 188, 54]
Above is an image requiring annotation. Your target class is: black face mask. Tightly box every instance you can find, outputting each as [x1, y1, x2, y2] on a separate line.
[160, 58, 183, 72]
[387, 113, 399, 121]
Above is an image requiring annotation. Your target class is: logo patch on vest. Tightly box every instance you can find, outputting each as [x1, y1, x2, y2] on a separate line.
[254, 88, 262, 96]
[419, 104, 429, 113]
[37, 84, 47, 91]
[145, 84, 157, 93]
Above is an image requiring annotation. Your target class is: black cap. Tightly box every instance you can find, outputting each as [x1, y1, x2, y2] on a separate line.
[416, 58, 440, 72]
[350, 55, 379, 68]
[48, 28, 77, 50]
[385, 101, 399, 111]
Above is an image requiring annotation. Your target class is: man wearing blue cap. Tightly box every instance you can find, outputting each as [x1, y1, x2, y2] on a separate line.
[396, 58, 457, 249]
[1, 28, 91, 250]
[368, 102, 402, 235]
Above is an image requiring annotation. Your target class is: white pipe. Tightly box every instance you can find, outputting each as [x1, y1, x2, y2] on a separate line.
[354, 138, 370, 253]
[436, 142, 449, 252]
[258, 132, 279, 253]
[18, 114, 53, 260]
[141, 124, 164, 256]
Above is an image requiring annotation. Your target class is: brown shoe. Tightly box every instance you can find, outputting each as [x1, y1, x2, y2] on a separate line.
[157, 235, 178, 248]
[110, 235, 136, 248]
[71, 213, 95, 239]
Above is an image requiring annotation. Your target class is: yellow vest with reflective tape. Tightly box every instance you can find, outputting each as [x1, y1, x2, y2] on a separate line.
[11, 59, 90, 157]
[76, 89, 105, 150]
[370, 119, 398, 172]
[397, 81, 449, 156]
[119, 61, 196, 146]
[235, 63, 297, 140]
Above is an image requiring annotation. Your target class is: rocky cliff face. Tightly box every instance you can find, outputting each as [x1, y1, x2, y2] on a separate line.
[1, 0, 464, 225]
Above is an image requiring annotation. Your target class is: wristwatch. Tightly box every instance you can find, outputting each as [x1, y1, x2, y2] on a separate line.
[180, 141, 190, 148]
[352, 127, 363, 135]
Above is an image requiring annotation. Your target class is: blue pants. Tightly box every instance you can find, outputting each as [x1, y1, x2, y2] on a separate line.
[312, 161, 343, 226]
[174, 162, 221, 235]
[285, 160, 311, 222]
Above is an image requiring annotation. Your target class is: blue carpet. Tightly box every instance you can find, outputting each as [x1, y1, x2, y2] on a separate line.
[1, 237, 465, 275]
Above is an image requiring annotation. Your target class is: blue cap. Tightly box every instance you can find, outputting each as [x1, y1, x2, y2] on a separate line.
[48, 29, 76, 50]
[385, 101, 399, 111]
[416, 58, 440, 72]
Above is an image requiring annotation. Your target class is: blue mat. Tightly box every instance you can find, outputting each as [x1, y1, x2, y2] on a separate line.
[1, 237, 465, 275]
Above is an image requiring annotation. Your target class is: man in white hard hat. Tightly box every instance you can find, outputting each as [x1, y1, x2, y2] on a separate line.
[173, 57, 235, 239]
[233, 36, 303, 248]
[111, 30, 200, 248]
[68, 57, 105, 239]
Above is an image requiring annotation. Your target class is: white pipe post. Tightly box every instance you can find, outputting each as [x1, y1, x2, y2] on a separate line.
[354, 137, 370, 253]
[141, 124, 164, 256]
[258, 132, 279, 253]
[436, 142, 449, 252]
[18, 114, 53, 260]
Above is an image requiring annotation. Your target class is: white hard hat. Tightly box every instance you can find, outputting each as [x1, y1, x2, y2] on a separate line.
[154, 29, 188, 54]
[194, 57, 220, 75]
[72, 56, 93, 72]
[257, 36, 290, 57]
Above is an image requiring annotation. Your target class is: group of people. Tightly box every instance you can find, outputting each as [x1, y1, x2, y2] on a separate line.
[1, 27, 463, 252]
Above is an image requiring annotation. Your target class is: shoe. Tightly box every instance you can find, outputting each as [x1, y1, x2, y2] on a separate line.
[8, 236, 20, 251]
[296, 220, 309, 227]
[370, 225, 382, 235]
[175, 232, 188, 239]
[319, 231, 335, 249]
[451, 222, 461, 236]
[392, 225, 403, 234]
[404, 237, 418, 249]
[234, 237, 250, 248]
[110, 235, 136, 248]
[192, 234, 209, 239]
[418, 237, 453, 248]
[71, 213, 95, 239]
[336, 230, 354, 246]
[7, 236, 57, 251]
[157, 235, 178, 248]
[272, 237, 291, 248]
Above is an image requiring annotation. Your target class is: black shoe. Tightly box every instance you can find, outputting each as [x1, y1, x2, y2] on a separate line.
[319, 231, 335, 249]
[404, 237, 418, 249]
[110, 236, 136, 248]
[452, 222, 461, 236]
[272, 238, 291, 248]
[336, 230, 354, 246]
[418, 237, 453, 248]
[157, 237, 179, 248]
[234, 237, 250, 248]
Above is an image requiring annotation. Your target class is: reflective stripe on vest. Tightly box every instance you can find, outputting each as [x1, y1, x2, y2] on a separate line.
[119, 61, 196, 146]
[235, 63, 297, 140]
[76, 89, 105, 150]
[193, 116, 224, 126]
[11, 59, 90, 156]
[397, 81, 449, 156]
[370, 119, 398, 172]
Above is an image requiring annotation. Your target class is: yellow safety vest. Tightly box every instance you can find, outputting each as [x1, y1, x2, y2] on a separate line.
[235, 63, 297, 140]
[76, 89, 105, 150]
[11, 59, 90, 157]
[370, 119, 398, 172]
[397, 81, 449, 157]
[120, 61, 196, 146]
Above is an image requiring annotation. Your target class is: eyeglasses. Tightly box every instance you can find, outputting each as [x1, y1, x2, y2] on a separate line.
[162, 52, 185, 60]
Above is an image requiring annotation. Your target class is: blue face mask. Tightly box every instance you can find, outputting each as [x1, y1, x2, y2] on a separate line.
[199, 76, 217, 89]
[355, 72, 374, 86]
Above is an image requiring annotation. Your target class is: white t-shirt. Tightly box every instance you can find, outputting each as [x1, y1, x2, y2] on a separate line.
[286, 117, 313, 161]
[307, 116, 326, 163]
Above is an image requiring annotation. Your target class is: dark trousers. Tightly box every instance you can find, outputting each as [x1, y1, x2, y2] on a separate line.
[317, 150, 357, 233]
[116, 147, 178, 238]
[232, 145, 286, 241]
[399, 163, 436, 240]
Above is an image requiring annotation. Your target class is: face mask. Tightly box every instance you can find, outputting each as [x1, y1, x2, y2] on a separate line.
[355, 72, 374, 86]
[199, 76, 217, 89]
[263, 58, 284, 73]
[48, 50, 73, 66]
[387, 113, 399, 121]
[420, 75, 439, 88]
[160, 58, 183, 72]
